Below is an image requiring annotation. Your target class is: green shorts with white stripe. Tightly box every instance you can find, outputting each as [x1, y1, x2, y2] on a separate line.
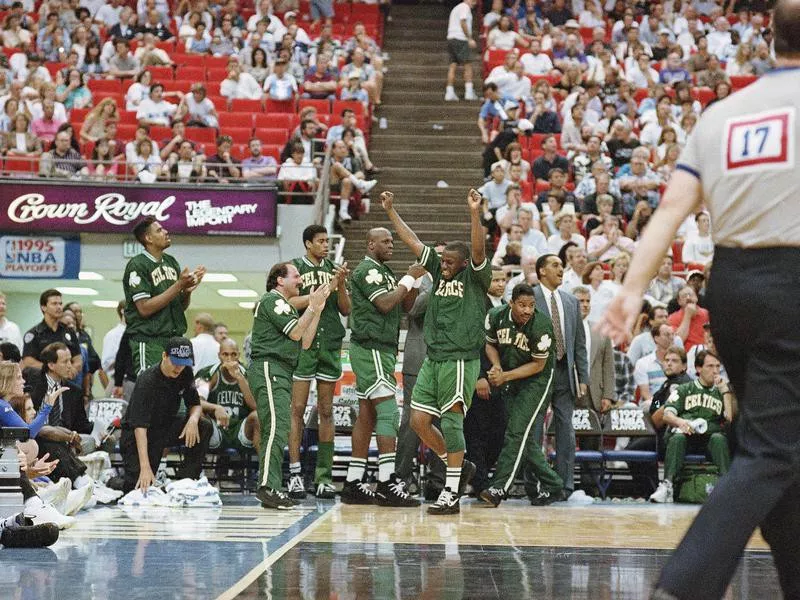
[410, 357, 480, 417]
[349, 342, 397, 400]
[130, 337, 170, 374]
[293, 344, 343, 382]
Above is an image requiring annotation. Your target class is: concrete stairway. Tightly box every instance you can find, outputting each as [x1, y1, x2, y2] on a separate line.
[341, 3, 484, 273]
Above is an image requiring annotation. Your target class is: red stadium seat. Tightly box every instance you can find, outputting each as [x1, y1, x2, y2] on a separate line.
[149, 126, 172, 141]
[117, 124, 137, 141]
[185, 127, 216, 145]
[333, 99, 366, 117]
[70, 108, 91, 122]
[230, 143, 248, 160]
[230, 98, 264, 113]
[3, 156, 39, 175]
[256, 113, 298, 130]
[672, 241, 684, 264]
[147, 66, 174, 81]
[173, 54, 204, 67]
[692, 87, 715, 107]
[172, 80, 194, 93]
[256, 128, 290, 145]
[262, 144, 283, 161]
[298, 98, 332, 115]
[730, 75, 757, 90]
[176, 64, 205, 80]
[207, 94, 229, 111]
[219, 113, 254, 129]
[119, 110, 138, 124]
[207, 68, 229, 82]
[204, 56, 230, 70]
[88, 79, 122, 95]
[265, 99, 296, 114]
[225, 127, 254, 144]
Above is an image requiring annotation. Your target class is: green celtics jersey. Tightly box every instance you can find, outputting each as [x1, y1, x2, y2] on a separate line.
[485, 305, 554, 373]
[664, 379, 726, 434]
[350, 256, 401, 353]
[419, 244, 492, 361]
[249, 290, 301, 371]
[123, 251, 186, 339]
[291, 256, 345, 349]
[196, 362, 251, 432]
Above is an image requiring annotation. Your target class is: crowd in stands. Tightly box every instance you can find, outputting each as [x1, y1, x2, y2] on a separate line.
[475, 0, 761, 298]
[471, 0, 762, 498]
[0, 0, 383, 217]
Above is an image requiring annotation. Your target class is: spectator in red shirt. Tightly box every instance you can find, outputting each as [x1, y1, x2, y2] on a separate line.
[667, 286, 710, 351]
[302, 53, 338, 100]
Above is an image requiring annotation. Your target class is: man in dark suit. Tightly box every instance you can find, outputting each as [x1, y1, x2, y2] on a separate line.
[528, 254, 589, 499]
[463, 270, 508, 495]
[573, 286, 616, 493]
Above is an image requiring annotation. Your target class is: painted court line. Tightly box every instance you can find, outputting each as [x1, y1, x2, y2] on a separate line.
[216, 504, 338, 600]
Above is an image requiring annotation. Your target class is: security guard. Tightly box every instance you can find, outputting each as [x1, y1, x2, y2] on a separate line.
[21, 289, 82, 374]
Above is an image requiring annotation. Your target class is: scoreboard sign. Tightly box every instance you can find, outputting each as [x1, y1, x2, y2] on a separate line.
[0, 235, 80, 279]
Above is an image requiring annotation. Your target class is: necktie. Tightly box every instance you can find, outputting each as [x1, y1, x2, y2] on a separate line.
[551, 291, 566, 361]
[47, 377, 62, 427]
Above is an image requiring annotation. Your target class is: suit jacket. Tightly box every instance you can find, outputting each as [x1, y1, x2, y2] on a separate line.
[534, 285, 589, 397]
[402, 275, 432, 377]
[581, 326, 616, 412]
[29, 370, 91, 434]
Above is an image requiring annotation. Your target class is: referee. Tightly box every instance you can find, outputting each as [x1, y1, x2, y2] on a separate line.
[599, 3, 800, 598]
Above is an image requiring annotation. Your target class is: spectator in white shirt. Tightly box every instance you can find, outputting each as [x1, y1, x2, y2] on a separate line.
[220, 59, 263, 100]
[181, 83, 219, 128]
[706, 16, 733, 59]
[547, 211, 586, 254]
[626, 53, 659, 89]
[521, 38, 554, 75]
[136, 83, 180, 127]
[94, 0, 123, 27]
[101, 301, 126, 384]
[191, 313, 220, 371]
[263, 58, 297, 100]
[0, 292, 23, 352]
[485, 50, 521, 99]
[681, 211, 715, 267]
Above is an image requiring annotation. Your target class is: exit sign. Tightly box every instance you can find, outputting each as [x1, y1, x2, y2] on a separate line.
[123, 240, 144, 258]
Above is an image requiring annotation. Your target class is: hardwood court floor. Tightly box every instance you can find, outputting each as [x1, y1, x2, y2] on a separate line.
[0, 496, 779, 600]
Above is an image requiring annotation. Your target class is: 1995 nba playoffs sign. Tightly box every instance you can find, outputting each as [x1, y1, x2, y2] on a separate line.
[0, 235, 80, 279]
[0, 182, 278, 237]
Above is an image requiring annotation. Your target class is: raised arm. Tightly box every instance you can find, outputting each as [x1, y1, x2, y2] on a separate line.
[467, 188, 486, 265]
[381, 191, 425, 259]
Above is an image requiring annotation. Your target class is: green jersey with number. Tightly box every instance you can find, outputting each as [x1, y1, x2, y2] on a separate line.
[664, 379, 726, 434]
[196, 362, 250, 432]
[419, 244, 492, 361]
[123, 251, 186, 339]
[350, 256, 401, 353]
[249, 290, 301, 371]
[485, 305, 554, 374]
[291, 256, 345, 349]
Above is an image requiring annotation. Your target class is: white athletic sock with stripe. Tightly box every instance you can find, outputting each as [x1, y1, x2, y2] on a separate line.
[446, 467, 461, 493]
[289, 462, 301, 476]
[347, 458, 367, 482]
[378, 453, 395, 483]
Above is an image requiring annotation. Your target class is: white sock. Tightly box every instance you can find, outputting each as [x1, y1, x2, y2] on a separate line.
[445, 467, 461, 493]
[346, 458, 367, 482]
[378, 453, 395, 483]
[24, 496, 44, 511]
[340, 198, 350, 214]
[1, 514, 20, 529]
[465, 82, 474, 93]
[446, 85, 455, 94]
[289, 462, 301, 476]
[74, 475, 93, 489]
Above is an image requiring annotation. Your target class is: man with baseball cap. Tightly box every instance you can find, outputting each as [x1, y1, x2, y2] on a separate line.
[119, 336, 213, 493]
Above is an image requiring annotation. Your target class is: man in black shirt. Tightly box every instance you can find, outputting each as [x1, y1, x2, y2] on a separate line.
[625, 345, 692, 497]
[120, 337, 213, 493]
[22, 289, 82, 374]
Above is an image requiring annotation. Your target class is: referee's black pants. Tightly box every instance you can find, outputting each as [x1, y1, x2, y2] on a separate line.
[120, 415, 213, 493]
[657, 247, 800, 600]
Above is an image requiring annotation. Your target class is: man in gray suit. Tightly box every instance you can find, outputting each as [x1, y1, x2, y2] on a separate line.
[573, 285, 616, 493]
[396, 246, 446, 500]
[528, 254, 589, 499]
